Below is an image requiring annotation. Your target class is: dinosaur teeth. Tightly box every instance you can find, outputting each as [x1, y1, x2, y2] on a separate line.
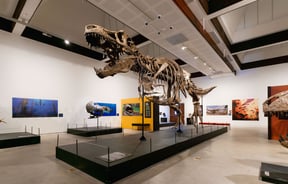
[100, 37, 106, 45]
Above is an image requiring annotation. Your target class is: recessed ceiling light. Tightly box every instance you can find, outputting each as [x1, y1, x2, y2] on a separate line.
[181, 46, 187, 50]
[194, 56, 199, 59]
[203, 62, 207, 66]
[64, 40, 70, 45]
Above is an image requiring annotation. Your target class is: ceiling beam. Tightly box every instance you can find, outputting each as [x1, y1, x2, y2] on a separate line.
[12, 0, 26, 19]
[22, 26, 105, 61]
[240, 55, 288, 70]
[210, 18, 231, 50]
[205, 0, 256, 20]
[210, 13, 288, 70]
[198, 0, 209, 14]
[6, 0, 27, 34]
[12, 0, 42, 35]
[215, 22, 288, 71]
[230, 29, 288, 54]
[0, 17, 14, 32]
[173, 0, 236, 74]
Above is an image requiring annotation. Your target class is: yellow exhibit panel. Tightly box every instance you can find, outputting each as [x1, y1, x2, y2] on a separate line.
[121, 97, 154, 131]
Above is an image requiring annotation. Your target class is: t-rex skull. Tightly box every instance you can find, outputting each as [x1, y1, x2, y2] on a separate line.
[85, 24, 136, 57]
[85, 24, 137, 78]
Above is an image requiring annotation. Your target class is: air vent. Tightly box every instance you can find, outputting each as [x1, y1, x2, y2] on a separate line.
[166, 33, 188, 45]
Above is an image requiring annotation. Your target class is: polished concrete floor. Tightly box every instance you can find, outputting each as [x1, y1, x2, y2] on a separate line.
[0, 126, 286, 184]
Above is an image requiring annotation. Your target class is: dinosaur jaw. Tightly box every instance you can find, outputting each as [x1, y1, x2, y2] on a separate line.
[94, 58, 135, 78]
[94, 67, 117, 78]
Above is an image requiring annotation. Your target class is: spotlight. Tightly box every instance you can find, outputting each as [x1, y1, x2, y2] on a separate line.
[144, 21, 148, 26]
[157, 15, 161, 19]
[169, 26, 173, 30]
[158, 31, 161, 35]
[64, 40, 70, 45]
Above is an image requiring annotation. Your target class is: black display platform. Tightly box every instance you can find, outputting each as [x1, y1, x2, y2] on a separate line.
[260, 162, 288, 183]
[57, 126, 227, 183]
[0, 132, 41, 149]
[159, 122, 176, 127]
[67, 126, 122, 137]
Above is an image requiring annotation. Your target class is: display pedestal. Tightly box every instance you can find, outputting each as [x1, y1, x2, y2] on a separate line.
[57, 126, 228, 184]
[260, 162, 288, 183]
[67, 127, 122, 137]
[0, 132, 40, 149]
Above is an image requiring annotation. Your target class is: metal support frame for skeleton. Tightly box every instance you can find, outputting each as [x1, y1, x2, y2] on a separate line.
[85, 24, 215, 131]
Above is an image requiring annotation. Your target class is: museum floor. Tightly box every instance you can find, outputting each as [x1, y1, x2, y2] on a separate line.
[0, 126, 286, 184]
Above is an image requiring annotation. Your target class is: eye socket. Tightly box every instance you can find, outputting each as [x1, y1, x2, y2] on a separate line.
[87, 25, 97, 29]
[117, 32, 123, 38]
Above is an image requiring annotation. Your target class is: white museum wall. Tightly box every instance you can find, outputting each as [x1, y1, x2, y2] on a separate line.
[182, 63, 288, 129]
[0, 30, 139, 134]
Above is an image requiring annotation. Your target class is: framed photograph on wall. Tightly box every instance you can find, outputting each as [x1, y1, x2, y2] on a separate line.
[93, 102, 117, 116]
[206, 105, 228, 115]
[12, 97, 58, 118]
[232, 98, 259, 120]
[122, 103, 140, 116]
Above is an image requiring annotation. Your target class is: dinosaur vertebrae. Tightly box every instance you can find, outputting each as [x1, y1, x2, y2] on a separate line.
[136, 56, 187, 105]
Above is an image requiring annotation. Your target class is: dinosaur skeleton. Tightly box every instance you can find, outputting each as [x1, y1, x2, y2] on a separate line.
[85, 24, 215, 125]
[263, 90, 288, 118]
